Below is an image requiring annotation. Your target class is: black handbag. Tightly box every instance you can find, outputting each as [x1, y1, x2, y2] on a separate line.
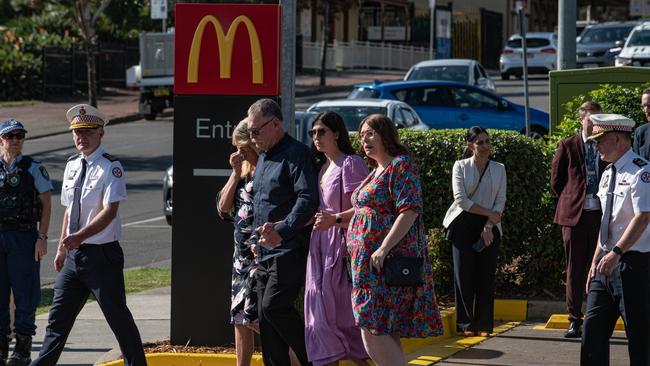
[384, 255, 424, 287]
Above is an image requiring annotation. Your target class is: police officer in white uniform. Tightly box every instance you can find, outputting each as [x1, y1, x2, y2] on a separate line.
[581, 114, 650, 366]
[31, 105, 147, 366]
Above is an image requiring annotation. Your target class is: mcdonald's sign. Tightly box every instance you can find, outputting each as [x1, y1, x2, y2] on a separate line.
[175, 4, 280, 96]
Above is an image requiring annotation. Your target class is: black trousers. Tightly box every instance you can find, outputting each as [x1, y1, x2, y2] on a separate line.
[562, 210, 600, 322]
[450, 212, 500, 333]
[256, 247, 311, 366]
[581, 251, 650, 366]
[30, 242, 147, 366]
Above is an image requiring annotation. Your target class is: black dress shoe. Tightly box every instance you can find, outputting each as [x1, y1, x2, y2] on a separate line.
[564, 320, 582, 338]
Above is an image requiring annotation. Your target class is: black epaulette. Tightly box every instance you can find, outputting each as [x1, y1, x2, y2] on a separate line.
[17, 156, 33, 170]
[633, 158, 648, 168]
[67, 153, 81, 162]
[102, 152, 119, 162]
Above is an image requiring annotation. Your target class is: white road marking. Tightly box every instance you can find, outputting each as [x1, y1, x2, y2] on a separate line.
[123, 216, 166, 227]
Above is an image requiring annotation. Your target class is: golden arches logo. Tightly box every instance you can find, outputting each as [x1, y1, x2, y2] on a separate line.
[187, 15, 263, 84]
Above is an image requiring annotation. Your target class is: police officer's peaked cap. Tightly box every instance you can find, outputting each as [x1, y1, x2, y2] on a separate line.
[588, 114, 635, 140]
[66, 104, 108, 130]
[0, 119, 27, 136]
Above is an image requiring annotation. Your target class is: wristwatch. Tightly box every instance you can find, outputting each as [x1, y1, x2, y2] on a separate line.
[335, 214, 342, 224]
[612, 246, 624, 256]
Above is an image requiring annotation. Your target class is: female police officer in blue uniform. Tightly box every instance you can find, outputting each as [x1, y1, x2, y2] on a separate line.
[0, 119, 52, 366]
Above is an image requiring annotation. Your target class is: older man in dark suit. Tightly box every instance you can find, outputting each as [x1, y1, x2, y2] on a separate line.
[551, 101, 608, 338]
[633, 87, 650, 160]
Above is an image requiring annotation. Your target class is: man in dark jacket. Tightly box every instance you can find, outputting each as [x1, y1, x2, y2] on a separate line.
[247, 98, 319, 365]
[551, 101, 607, 338]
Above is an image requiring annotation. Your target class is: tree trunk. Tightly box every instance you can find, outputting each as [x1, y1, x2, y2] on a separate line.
[319, 1, 330, 87]
[85, 41, 97, 107]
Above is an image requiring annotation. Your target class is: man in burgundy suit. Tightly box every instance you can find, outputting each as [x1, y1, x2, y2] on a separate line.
[551, 101, 607, 338]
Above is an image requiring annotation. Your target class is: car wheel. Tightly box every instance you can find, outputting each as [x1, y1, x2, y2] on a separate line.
[501, 73, 510, 81]
[165, 215, 172, 226]
[526, 126, 548, 140]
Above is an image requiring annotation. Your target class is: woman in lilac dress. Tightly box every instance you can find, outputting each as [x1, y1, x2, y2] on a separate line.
[304, 112, 370, 366]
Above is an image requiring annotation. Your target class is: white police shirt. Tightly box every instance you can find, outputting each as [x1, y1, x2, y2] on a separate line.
[597, 149, 650, 253]
[61, 146, 127, 244]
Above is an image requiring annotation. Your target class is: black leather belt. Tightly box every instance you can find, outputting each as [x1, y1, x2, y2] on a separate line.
[0, 222, 36, 231]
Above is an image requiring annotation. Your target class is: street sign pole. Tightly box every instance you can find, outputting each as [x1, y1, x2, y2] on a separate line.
[429, 0, 436, 59]
[558, 0, 576, 69]
[281, 0, 296, 135]
[516, 1, 530, 136]
[151, 0, 168, 32]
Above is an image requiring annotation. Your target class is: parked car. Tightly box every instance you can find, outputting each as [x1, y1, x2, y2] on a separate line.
[499, 32, 557, 80]
[577, 22, 637, 68]
[348, 80, 550, 137]
[403, 59, 496, 92]
[615, 22, 650, 67]
[576, 20, 598, 40]
[163, 165, 173, 225]
[307, 99, 427, 132]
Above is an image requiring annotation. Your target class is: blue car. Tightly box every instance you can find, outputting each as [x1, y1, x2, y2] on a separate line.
[349, 80, 549, 137]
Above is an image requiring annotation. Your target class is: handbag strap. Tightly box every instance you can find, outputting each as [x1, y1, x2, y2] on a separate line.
[468, 160, 490, 199]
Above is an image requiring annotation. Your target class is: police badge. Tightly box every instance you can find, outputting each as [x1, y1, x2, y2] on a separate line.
[7, 174, 20, 187]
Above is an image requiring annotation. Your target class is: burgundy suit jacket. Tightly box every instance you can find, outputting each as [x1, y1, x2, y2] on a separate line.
[551, 134, 608, 226]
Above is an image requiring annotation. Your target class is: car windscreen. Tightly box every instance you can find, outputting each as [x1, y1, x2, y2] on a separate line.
[627, 29, 650, 46]
[308, 106, 387, 130]
[348, 87, 380, 99]
[406, 65, 469, 82]
[579, 26, 634, 44]
[506, 38, 551, 48]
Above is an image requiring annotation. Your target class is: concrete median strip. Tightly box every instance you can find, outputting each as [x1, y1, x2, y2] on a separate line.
[536, 313, 625, 331]
[97, 300, 527, 366]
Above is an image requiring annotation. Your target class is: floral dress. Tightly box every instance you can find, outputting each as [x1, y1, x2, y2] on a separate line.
[227, 178, 258, 325]
[347, 155, 443, 337]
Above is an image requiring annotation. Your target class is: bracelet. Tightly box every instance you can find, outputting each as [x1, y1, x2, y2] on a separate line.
[38, 233, 48, 240]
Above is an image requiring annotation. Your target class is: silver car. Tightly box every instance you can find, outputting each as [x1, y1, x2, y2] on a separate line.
[577, 22, 637, 68]
[404, 59, 496, 92]
[306, 99, 428, 131]
[499, 32, 557, 80]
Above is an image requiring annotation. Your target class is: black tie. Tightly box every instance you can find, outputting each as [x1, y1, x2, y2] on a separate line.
[69, 158, 87, 233]
[599, 164, 616, 248]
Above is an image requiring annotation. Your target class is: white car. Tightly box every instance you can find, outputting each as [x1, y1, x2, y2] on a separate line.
[499, 32, 558, 80]
[403, 59, 496, 92]
[306, 99, 428, 131]
[615, 22, 650, 67]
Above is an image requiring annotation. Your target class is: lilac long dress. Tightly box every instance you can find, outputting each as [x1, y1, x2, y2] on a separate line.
[304, 154, 369, 365]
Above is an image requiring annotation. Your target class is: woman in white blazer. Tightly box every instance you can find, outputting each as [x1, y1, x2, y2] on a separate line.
[442, 126, 507, 337]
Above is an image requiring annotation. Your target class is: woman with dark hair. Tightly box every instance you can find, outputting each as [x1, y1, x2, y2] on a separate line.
[347, 114, 443, 365]
[304, 111, 370, 366]
[443, 126, 507, 337]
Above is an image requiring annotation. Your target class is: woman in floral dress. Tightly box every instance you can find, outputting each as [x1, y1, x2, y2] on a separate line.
[347, 114, 443, 365]
[217, 120, 261, 366]
[304, 112, 369, 366]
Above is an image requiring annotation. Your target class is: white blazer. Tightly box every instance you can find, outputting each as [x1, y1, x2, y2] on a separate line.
[442, 157, 507, 234]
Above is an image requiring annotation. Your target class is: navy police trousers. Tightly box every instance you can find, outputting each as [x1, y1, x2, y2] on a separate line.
[30, 241, 147, 366]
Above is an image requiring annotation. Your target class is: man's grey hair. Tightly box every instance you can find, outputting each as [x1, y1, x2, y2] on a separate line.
[248, 98, 283, 121]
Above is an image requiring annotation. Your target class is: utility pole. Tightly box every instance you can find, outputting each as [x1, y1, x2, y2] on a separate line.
[280, 0, 296, 135]
[516, 1, 530, 136]
[429, 0, 436, 59]
[558, 0, 576, 69]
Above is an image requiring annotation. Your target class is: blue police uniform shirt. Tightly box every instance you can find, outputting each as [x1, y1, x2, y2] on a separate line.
[1, 154, 53, 193]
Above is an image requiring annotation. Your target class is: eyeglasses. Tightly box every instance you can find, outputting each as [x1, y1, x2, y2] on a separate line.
[474, 138, 490, 146]
[2, 132, 25, 140]
[308, 128, 329, 138]
[359, 130, 376, 140]
[248, 117, 275, 137]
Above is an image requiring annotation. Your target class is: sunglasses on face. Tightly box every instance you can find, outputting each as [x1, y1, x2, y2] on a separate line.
[474, 139, 490, 146]
[248, 117, 275, 137]
[2, 132, 25, 140]
[308, 128, 329, 138]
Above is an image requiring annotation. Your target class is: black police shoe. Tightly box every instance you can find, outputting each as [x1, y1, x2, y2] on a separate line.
[0, 335, 8, 366]
[6, 334, 30, 366]
[564, 320, 583, 338]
